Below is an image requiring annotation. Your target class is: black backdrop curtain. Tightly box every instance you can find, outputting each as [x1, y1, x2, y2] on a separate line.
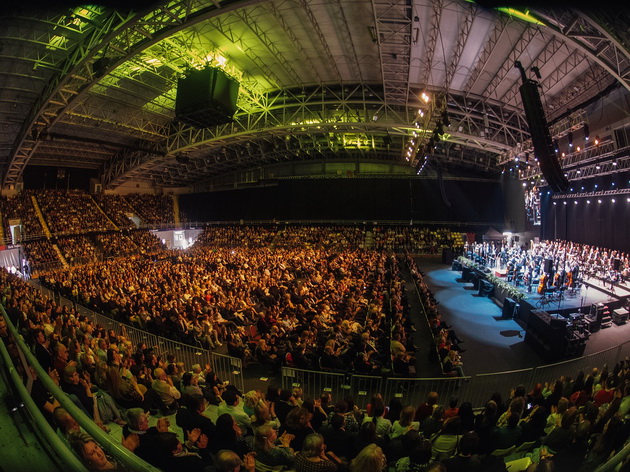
[181, 177, 505, 227]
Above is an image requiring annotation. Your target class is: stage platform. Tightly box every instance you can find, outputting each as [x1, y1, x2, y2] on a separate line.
[486, 267, 630, 315]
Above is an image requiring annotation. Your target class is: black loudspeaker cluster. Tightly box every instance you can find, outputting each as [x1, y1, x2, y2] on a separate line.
[516, 62, 569, 193]
[175, 67, 240, 129]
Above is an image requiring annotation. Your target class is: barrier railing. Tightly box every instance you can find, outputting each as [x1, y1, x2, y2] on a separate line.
[0, 315, 87, 472]
[0, 305, 161, 472]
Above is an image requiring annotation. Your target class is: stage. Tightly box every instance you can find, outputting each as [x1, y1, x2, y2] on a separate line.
[421, 258, 630, 374]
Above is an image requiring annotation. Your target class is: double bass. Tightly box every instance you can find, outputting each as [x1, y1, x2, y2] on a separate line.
[538, 273, 548, 294]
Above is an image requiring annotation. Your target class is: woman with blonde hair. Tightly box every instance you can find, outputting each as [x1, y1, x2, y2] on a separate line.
[254, 424, 296, 468]
[351, 444, 386, 472]
[391, 406, 420, 439]
[252, 400, 281, 429]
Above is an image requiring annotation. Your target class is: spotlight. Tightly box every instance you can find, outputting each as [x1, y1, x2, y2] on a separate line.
[568, 132, 573, 147]
[583, 123, 589, 141]
[553, 139, 559, 153]
[594, 135, 600, 145]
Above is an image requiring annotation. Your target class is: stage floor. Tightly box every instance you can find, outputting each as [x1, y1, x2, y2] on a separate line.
[489, 269, 630, 314]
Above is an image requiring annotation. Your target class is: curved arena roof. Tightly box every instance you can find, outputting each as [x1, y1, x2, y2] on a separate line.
[0, 0, 628, 190]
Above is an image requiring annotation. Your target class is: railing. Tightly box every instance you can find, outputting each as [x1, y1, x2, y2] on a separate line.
[0, 315, 87, 472]
[35, 283, 245, 394]
[0, 305, 161, 472]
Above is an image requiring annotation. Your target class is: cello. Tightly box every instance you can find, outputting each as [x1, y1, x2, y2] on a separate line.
[538, 273, 548, 294]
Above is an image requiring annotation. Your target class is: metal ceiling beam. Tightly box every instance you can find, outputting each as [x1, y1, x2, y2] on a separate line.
[532, 9, 630, 94]
[100, 83, 527, 188]
[3, 8, 141, 187]
[480, 26, 539, 101]
[371, 0, 413, 106]
[233, 8, 304, 87]
[419, 0, 442, 88]
[444, 3, 476, 92]
[3, 0, 264, 188]
[296, 0, 343, 83]
[462, 13, 509, 96]
[262, 2, 323, 84]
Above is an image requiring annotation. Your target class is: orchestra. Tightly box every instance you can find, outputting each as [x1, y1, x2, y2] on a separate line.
[466, 240, 628, 297]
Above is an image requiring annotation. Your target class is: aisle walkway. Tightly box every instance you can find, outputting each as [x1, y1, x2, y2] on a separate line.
[415, 258, 545, 375]
[0, 364, 60, 472]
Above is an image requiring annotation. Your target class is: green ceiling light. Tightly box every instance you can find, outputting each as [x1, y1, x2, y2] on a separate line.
[46, 35, 68, 50]
[495, 7, 545, 25]
[465, 2, 545, 26]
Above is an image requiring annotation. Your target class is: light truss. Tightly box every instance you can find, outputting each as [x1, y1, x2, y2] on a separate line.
[100, 83, 523, 188]
[371, 0, 413, 106]
[518, 141, 630, 182]
[552, 188, 630, 200]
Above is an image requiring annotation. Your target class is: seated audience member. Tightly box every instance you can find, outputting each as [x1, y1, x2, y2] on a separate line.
[390, 406, 419, 439]
[386, 429, 422, 466]
[156, 430, 213, 472]
[542, 407, 578, 454]
[61, 365, 102, 426]
[395, 438, 432, 472]
[442, 432, 482, 472]
[215, 450, 256, 472]
[151, 367, 181, 412]
[53, 406, 81, 448]
[213, 413, 254, 457]
[254, 424, 296, 468]
[319, 412, 358, 460]
[122, 408, 170, 466]
[295, 433, 339, 472]
[431, 416, 462, 460]
[443, 396, 459, 419]
[351, 443, 385, 472]
[218, 389, 251, 436]
[181, 372, 203, 397]
[280, 406, 317, 451]
[415, 392, 438, 423]
[491, 412, 522, 450]
[68, 431, 123, 471]
[176, 394, 216, 440]
[421, 406, 444, 439]
[362, 399, 392, 439]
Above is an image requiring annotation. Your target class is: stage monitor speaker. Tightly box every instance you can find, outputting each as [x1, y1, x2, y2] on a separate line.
[549, 313, 567, 329]
[544, 259, 553, 274]
[614, 258, 621, 271]
[518, 74, 569, 193]
[175, 67, 239, 128]
[502, 297, 519, 319]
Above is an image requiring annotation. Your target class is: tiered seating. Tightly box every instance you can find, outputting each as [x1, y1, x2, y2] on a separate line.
[94, 194, 136, 229]
[37, 189, 117, 235]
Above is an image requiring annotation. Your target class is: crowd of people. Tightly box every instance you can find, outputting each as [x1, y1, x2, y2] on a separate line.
[406, 254, 467, 382]
[467, 240, 630, 292]
[3, 263, 630, 472]
[37, 230, 418, 376]
[0, 190, 177, 243]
